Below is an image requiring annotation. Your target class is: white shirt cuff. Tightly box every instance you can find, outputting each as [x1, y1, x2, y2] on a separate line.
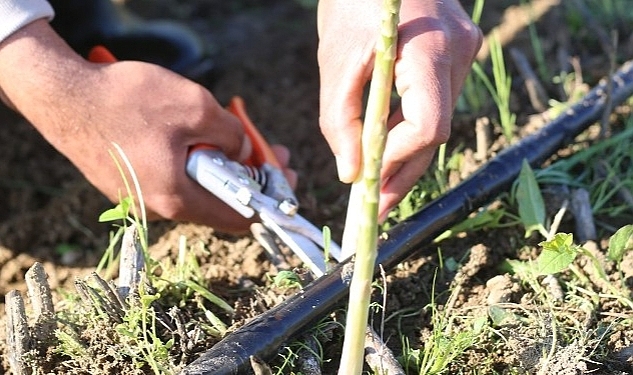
[0, 0, 54, 43]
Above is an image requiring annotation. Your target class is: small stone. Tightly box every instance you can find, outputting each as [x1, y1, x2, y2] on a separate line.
[486, 274, 516, 305]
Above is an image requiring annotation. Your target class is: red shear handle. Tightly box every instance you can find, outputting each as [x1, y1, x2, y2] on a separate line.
[226, 97, 281, 169]
[88, 45, 117, 63]
[87, 46, 279, 169]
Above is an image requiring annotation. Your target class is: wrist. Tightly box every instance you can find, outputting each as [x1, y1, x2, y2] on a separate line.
[0, 19, 94, 137]
[0, 0, 55, 43]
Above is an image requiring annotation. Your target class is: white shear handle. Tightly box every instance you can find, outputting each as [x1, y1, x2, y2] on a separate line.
[186, 148, 257, 218]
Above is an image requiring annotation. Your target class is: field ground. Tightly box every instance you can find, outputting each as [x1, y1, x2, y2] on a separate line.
[1, 0, 633, 374]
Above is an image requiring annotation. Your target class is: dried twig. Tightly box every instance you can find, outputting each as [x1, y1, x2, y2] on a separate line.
[364, 326, 405, 375]
[250, 355, 273, 375]
[365, 264, 404, 375]
[570, 188, 597, 243]
[117, 223, 145, 300]
[25, 262, 56, 343]
[74, 276, 123, 323]
[510, 48, 549, 112]
[90, 272, 125, 318]
[6, 262, 58, 375]
[475, 117, 491, 161]
[5, 290, 30, 375]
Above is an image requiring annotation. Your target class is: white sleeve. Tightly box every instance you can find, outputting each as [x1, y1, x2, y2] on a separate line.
[0, 0, 55, 43]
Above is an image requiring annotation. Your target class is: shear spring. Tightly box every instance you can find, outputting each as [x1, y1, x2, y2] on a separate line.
[242, 165, 268, 189]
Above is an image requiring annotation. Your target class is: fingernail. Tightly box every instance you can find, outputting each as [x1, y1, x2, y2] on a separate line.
[335, 155, 355, 183]
[237, 136, 252, 162]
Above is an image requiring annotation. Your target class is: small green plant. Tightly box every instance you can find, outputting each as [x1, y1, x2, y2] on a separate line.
[400, 281, 487, 374]
[515, 160, 549, 238]
[116, 278, 177, 373]
[520, 0, 549, 81]
[457, 0, 488, 115]
[470, 31, 516, 143]
[383, 144, 465, 230]
[50, 144, 236, 374]
[607, 224, 633, 285]
[489, 32, 516, 143]
[272, 270, 303, 289]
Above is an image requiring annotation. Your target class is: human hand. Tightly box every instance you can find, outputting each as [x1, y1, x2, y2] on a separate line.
[0, 19, 296, 232]
[317, 0, 482, 221]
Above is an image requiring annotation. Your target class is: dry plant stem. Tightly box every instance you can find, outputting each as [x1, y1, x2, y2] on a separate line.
[25, 262, 56, 342]
[509, 48, 549, 112]
[547, 199, 568, 240]
[5, 290, 30, 375]
[475, 117, 491, 161]
[570, 188, 597, 243]
[338, 0, 400, 374]
[117, 223, 145, 300]
[364, 326, 405, 375]
[90, 272, 125, 319]
[249, 356, 273, 375]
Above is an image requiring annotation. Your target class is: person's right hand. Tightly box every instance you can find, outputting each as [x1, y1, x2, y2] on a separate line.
[0, 19, 295, 233]
[317, 0, 482, 221]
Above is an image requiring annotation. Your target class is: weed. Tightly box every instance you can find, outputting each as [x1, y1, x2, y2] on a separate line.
[489, 31, 517, 143]
[271, 270, 303, 289]
[457, 0, 488, 115]
[520, 0, 549, 81]
[400, 285, 487, 375]
[43, 145, 237, 374]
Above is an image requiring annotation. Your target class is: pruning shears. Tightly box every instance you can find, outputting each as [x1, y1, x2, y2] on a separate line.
[89, 46, 342, 276]
[186, 97, 342, 276]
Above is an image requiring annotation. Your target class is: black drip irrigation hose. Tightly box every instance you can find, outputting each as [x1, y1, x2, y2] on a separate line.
[182, 61, 633, 375]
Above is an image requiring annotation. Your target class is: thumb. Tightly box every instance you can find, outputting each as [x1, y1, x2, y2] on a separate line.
[194, 98, 251, 162]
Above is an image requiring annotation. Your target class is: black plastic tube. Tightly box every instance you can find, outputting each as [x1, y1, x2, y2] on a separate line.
[182, 61, 633, 375]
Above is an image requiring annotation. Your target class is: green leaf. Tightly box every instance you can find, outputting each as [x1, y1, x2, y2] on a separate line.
[99, 197, 132, 222]
[184, 280, 234, 313]
[505, 259, 530, 275]
[273, 270, 302, 289]
[434, 209, 504, 242]
[535, 233, 578, 275]
[607, 224, 633, 263]
[488, 305, 515, 326]
[516, 160, 546, 238]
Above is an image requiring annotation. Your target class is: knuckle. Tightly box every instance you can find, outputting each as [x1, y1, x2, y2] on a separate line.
[455, 21, 484, 58]
[150, 195, 186, 221]
[417, 124, 451, 150]
[415, 120, 451, 150]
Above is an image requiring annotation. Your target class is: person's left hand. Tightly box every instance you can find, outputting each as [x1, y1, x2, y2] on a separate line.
[317, 0, 482, 221]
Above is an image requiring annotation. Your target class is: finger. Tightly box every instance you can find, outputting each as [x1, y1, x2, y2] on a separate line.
[319, 74, 367, 183]
[317, 0, 379, 182]
[271, 144, 298, 189]
[151, 179, 254, 233]
[190, 89, 248, 161]
[381, 77, 451, 183]
[271, 144, 290, 166]
[377, 148, 436, 222]
[379, 14, 454, 177]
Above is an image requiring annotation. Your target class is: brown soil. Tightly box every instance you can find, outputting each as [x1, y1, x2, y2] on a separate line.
[2, 0, 633, 374]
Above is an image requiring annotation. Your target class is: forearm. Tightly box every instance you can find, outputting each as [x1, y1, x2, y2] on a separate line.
[0, 19, 94, 145]
[0, 0, 54, 42]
